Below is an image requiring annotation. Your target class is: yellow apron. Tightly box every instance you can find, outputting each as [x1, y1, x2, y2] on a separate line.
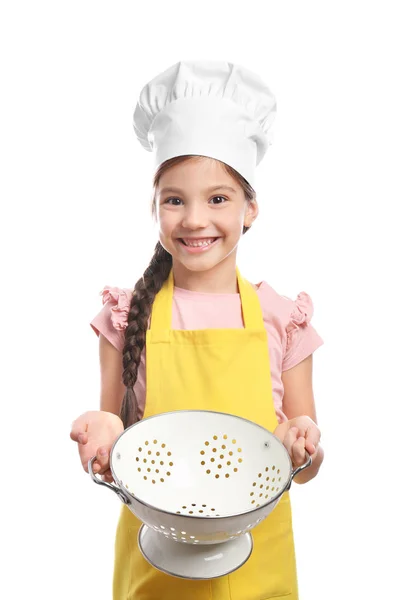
[113, 268, 299, 600]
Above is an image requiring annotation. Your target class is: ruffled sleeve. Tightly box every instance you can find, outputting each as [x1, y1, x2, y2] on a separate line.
[90, 286, 132, 353]
[282, 291, 324, 371]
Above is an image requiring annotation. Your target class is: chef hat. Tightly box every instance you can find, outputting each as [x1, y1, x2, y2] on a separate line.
[132, 59, 277, 189]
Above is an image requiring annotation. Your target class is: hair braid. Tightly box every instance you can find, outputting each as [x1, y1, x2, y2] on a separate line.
[120, 241, 172, 429]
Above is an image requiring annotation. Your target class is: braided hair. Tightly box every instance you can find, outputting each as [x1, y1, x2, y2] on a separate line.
[119, 155, 256, 429]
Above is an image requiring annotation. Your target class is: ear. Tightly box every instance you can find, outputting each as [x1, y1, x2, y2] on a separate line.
[244, 198, 259, 228]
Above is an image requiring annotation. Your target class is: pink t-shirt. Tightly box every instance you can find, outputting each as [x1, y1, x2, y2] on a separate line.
[90, 281, 324, 424]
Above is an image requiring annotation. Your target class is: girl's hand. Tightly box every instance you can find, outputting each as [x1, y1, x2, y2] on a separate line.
[273, 415, 321, 468]
[70, 410, 124, 483]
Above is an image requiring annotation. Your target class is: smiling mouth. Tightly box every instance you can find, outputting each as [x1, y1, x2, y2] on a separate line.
[179, 237, 219, 247]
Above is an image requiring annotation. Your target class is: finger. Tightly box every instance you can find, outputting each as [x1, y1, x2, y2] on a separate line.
[292, 437, 306, 466]
[282, 427, 299, 459]
[304, 427, 321, 454]
[102, 471, 114, 483]
[71, 429, 89, 445]
[96, 446, 110, 471]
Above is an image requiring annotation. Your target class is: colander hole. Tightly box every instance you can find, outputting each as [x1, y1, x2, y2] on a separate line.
[136, 457, 139, 462]
[277, 469, 280, 474]
[181, 531, 186, 534]
[266, 486, 270, 490]
[152, 480, 156, 484]
[199, 510, 203, 513]
[251, 500, 255, 504]
[143, 459, 147, 463]
[138, 447, 142, 452]
[225, 474, 230, 478]
[265, 495, 269, 499]
[148, 451, 152, 455]
[223, 434, 228, 439]
[213, 436, 218, 440]
[260, 484, 264, 489]
[138, 468, 141, 472]
[212, 448, 217, 452]
[156, 452, 160, 456]
[272, 466, 275, 470]
[161, 444, 166, 448]
[210, 458, 215, 462]
[143, 476, 147, 481]
[279, 477, 281, 481]
[177, 511, 181, 514]
[167, 452, 172, 456]
[160, 479, 164, 483]
[170, 527, 175, 531]
[190, 536, 195, 539]
[215, 474, 220, 479]
[160, 461, 164, 465]
[211, 508, 215, 511]
[147, 468, 151, 472]
[227, 461, 231, 466]
[182, 506, 187, 509]
[166, 472, 171, 476]
[232, 439, 236, 444]
[266, 477, 270, 481]
[202, 504, 207, 507]
[238, 448, 242, 452]
[220, 454, 224, 459]
[160, 526, 165, 529]
[260, 494, 263, 497]
[205, 441, 209, 446]
[272, 478, 275, 482]
[145, 442, 149, 446]
[258, 473, 262, 477]
[238, 458, 243, 463]
[192, 504, 196, 506]
[257, 504, 260, 508]
[229, 451, 233, 456]
[169, 462, 174, 466]
[206, 469, 211, 474]
[250, 492, 254, 496]
[218, 464, 222, 469]
[234, 468, 238, 472]
[194, 540, 199, 543]
[272, 487, 275, 491]
[156, 469, 159, 473]
[200, 451, 205, 455]
[253, 482, 256, 487]
[222, 445, 226, 449]
[189, 511, 193, 514]
[201, 461, 205, 465]
[265, 467, 269, 472]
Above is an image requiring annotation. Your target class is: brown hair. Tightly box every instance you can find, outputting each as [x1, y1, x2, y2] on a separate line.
[119, 155, 256, 429]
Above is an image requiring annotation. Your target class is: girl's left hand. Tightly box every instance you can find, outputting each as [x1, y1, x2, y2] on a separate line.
[274, 416, 321, 468]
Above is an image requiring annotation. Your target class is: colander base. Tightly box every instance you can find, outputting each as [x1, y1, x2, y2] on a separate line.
[138, 524, 253, 580]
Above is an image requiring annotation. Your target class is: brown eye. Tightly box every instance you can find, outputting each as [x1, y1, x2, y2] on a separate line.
[165, 197, 183, 206]
[210, 196, 227, 205]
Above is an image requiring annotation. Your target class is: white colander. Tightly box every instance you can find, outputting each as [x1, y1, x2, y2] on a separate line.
[89, 410, 311, 579]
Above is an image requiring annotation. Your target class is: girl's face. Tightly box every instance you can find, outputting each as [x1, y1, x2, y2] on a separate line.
[154, 158, 258, 274]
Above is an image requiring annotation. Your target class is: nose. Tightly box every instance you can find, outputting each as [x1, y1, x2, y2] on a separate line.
[181, 203, 208, 230]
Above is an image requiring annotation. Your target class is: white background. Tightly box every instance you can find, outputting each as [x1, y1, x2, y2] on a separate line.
[1, 1, 407, 598]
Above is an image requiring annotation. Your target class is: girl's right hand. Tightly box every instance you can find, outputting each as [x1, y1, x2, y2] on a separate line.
[70, 410, 124, 483]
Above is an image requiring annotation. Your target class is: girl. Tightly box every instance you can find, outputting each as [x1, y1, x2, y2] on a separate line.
[71, 60, 325, 600]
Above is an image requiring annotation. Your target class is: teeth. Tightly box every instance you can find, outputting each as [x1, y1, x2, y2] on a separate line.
[183, 238, 216, 247]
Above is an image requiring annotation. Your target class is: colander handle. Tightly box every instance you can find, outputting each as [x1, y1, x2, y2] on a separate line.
[287, 451, 312, 490]
[88, 456, 130, 505]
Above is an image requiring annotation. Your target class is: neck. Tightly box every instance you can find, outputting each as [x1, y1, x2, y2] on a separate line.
[172, 252, 239, 293]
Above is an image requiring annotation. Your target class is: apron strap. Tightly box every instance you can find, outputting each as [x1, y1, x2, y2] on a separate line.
[150, 267, 265, 331]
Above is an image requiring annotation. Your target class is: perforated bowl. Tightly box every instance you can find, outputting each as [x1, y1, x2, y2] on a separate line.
[88, 410, 311, 578]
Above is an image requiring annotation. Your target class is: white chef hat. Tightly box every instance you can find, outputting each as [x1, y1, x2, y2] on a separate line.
[132, 59, 277, 189]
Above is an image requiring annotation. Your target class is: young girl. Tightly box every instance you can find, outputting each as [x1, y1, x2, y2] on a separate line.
[71, 60, 325, 600]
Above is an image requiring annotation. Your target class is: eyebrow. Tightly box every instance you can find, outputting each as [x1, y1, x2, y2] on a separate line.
[158, 185, 237, 195]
